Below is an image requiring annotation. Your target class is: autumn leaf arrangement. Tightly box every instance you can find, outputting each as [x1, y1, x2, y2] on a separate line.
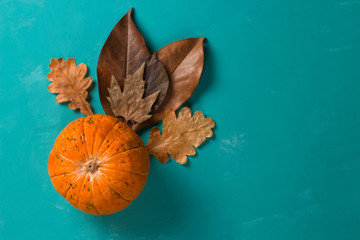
[46, 8, 215, 214]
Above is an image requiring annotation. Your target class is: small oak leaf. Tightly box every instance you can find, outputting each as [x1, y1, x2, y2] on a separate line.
[146, 107, 215, 164]
[47, 58, 94, 116]
[107, 62, 160, 125]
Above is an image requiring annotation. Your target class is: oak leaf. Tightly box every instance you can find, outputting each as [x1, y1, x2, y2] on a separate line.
[107, 63, 160, 125]
[47, 58, 93, 116]
[146, 107, 215, 164]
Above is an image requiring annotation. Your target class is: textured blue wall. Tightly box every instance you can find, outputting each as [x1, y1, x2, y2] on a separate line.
[1, 0, 360, 239]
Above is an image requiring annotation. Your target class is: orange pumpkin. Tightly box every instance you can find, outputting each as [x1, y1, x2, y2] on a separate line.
[48, 114, 150, 215]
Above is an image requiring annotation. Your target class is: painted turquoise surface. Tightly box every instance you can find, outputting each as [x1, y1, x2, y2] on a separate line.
[1, 0, 360, 239]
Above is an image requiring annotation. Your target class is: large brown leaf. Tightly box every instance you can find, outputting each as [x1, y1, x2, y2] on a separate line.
[142, 53, 169, 113]
[146, 107, 215, 164]
[134, 37, 205, 131]
[47, 58, 93, 116]
[97, 8, 150, 116]
[107, 63, 160, 127]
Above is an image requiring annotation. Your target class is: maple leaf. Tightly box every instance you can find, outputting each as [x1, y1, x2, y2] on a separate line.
[47, 58, 94, 116]
[107, 63, 160, 125]
[146, 107, 215, 164]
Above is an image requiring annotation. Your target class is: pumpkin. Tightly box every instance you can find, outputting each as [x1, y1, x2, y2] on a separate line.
[48, 114, 150, 215]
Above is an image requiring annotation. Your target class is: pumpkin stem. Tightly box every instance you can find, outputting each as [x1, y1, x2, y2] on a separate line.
[84, 159, 100, 173]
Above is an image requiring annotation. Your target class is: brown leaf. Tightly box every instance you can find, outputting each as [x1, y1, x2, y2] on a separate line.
[146, 107, 215, 164]
[97, 8, 150, 116]
[135, 37, 205, 131]
[142, 53, 169, 113]
[107, 63, 160, 125]
[47, 58, 94, 116]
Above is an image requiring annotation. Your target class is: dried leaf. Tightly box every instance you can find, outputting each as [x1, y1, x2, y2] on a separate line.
[47, 58, 93, 116]
[107, 63, 160, 125]
[97, 8, 150, 116]
[146, 107, 215, 164]
[135, 37, 205, 131]
[142, 53, 169, 113]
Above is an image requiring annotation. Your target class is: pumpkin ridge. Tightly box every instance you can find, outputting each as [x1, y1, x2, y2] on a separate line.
[50, 171, 81, 197]
[98, 140, 119, 159]
[92, 177, 118, 215]
[88, 116, 101, 157]
[50, 169, 82, 178]
[97, 175, 132, 202]
[64, 173, 85, 201]
[92, 177, 111, 214]
[98, 140, 143, 160]
[100, 146, 144, 164]
[99, 165, 148, 177]
[99, 145, 144, 164]
[76, 174, 88, 210]
[98, 168, 147, 201]
[90, 178, 100, 214]
[57, 153, 83, 166]
[48, 150, 82, 178]
[94, 121, 122, 158]
[80, 118, 90, 159]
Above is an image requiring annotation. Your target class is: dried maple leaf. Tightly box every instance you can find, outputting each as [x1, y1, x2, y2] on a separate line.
[47, 58, 94, 116]
[107, 63, 160, 126]
[146, 107, 215, 164]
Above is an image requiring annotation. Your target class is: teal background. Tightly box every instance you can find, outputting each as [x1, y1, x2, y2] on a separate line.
[1, 0, 360, 239]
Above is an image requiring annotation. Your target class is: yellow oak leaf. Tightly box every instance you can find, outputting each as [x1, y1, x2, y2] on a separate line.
[146, 107, 215, 164]
[47, 58, 94, 116]
[107, 63, 160, 125]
